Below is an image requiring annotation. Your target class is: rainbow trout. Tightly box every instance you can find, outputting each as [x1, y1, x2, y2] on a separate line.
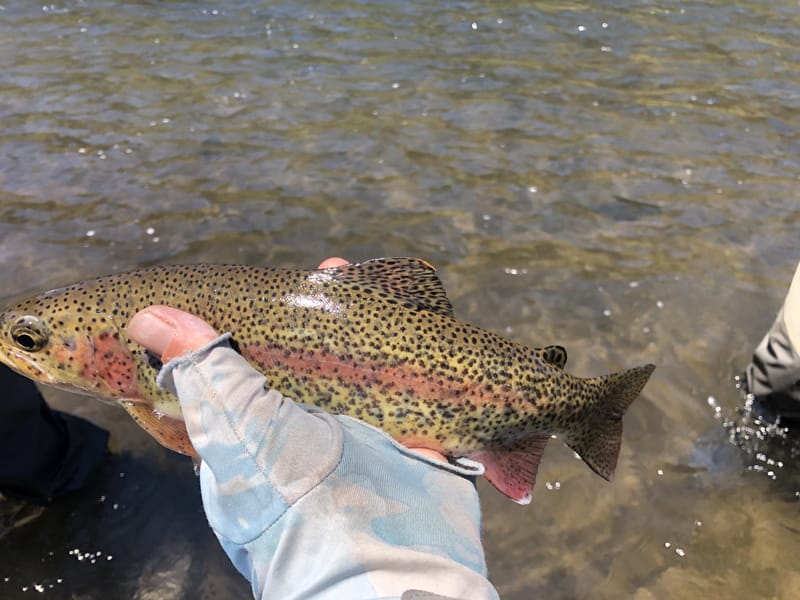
[0, 258, 654, 503]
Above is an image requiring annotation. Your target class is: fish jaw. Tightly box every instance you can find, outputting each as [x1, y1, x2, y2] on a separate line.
[0, 343, 57, 383]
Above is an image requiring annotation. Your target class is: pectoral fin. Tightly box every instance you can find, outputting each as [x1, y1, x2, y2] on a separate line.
[120, 399, 197, 458]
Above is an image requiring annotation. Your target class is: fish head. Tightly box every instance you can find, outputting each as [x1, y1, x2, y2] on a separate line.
[0, 286, 138, 399]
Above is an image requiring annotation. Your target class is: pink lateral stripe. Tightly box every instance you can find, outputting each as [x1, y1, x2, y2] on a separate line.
[242, 343, 517, 410]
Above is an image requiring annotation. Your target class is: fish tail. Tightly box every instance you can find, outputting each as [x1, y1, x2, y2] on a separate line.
[564, 363, 656, 481]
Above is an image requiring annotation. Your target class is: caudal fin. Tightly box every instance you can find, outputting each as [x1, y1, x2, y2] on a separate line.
[563, 363, 655, 481]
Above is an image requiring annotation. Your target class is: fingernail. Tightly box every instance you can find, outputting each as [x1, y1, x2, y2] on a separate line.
[128, 311, 175, 358]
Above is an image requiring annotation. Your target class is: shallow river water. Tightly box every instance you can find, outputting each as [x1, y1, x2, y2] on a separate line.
[1, 1, 799, 598]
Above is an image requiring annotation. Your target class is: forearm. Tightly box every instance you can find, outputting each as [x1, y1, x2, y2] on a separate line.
[156, 336, 498, 599]
[157, 335, 344, 538]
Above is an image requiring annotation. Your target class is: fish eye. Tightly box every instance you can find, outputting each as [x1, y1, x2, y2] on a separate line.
[10, 317, 50, 352]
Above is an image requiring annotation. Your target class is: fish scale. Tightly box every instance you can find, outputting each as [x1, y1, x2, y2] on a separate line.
[0, 258, 654, 504]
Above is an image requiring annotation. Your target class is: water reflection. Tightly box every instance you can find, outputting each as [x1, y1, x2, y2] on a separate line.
[0, 445, 250, 599]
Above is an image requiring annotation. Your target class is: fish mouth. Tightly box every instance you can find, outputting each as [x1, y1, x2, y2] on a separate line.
[0, 346, 57, 384]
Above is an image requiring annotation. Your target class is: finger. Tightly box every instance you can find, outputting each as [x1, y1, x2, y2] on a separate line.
[406, 447, 447, 463]
[317, 257, 350, 269]
[128, 306, 219, 363]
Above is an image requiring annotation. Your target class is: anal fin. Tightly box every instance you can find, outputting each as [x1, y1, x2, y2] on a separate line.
[469, 434, 550, 505]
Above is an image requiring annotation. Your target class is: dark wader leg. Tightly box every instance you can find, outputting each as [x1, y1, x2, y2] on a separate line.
[0, 365, 108, 501]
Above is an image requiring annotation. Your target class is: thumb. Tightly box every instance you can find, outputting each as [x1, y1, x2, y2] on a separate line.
[128, 306, 219, 363]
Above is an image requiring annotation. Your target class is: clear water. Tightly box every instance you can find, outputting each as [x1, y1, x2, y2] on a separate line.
[1, 1, 799, 598]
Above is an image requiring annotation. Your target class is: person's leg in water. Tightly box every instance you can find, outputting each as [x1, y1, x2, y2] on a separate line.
[744, 261, 800, 421]
[0, 365, 109, 536]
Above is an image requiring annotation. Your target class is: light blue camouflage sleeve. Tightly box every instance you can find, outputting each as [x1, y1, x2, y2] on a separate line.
[157, 335, 500, 600]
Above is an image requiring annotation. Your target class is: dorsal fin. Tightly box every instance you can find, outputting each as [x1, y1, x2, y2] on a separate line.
[322, 257, 455, 317]
[538, 345, 568, 369]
